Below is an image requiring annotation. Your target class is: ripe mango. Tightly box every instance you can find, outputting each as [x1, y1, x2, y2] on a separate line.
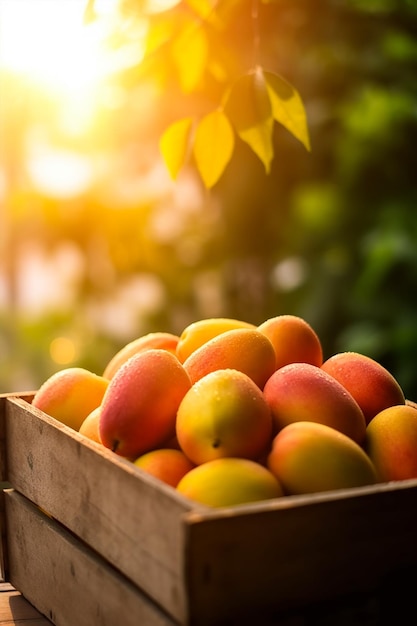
[176, 457, 283, 507]
[99, 349, 191, 458]
[321, 351, 405, 424]
[133, 448, 195, 488]
[79, 407, 103, 444]
[176, 317, 256, 363]
[32, 367, 109, 431]
[176, 369, 273, 465]
[182, 328, 276, 389]
[365, 404, 417, 481]
[258, 314, 323, 370]
[263, 362, 366, 444]
[103, 332, 180, 379]
[267, 421, 378, 495]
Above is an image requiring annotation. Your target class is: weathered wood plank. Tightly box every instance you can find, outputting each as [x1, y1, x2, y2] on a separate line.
[183, 480, 417, 624]
[4, 396, 200, 623]
[5, 490, 176, 626]
[3, 394, 417, 625]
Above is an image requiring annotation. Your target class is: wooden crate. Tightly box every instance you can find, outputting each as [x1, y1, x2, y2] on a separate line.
[1, 392, 417, 626]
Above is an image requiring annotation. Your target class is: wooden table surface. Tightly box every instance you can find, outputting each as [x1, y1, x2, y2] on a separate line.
[0, 582, 51, 625]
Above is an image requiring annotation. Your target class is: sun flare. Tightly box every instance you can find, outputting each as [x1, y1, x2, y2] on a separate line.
[0, 0, 123, 97]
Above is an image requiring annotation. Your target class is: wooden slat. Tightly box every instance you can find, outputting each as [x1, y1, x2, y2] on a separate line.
[3, 394, 417, 625]
[3, 395, 201, 624]
[0, 395, 8, 582]
[183, 481, 417, 624]
[0, 392, 34, 582]
[5, 490, 176, 626]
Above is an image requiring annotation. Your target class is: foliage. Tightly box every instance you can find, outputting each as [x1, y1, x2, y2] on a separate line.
[1, 0, 417, 402]
[86, 0, 310, 187]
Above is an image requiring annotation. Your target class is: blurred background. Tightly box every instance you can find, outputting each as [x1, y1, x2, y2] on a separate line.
[1, 0, 417, 398]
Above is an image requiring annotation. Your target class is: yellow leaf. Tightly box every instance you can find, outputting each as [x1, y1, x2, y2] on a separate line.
[185, 0, 214, 19]
[172, 21, 208, 92]
[193, 110, 235, 188]
[159, 118, 193, 179]
[224, 67, 274, 173]
[185, 0, 224, 28]
[264, 70, 311, 151]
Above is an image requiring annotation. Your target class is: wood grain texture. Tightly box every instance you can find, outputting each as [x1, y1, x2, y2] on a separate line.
[2, 394, 417, 625]
[2, 395, 200, 623]
[184, 482, 417, 624]
[5, 490, 175, 626]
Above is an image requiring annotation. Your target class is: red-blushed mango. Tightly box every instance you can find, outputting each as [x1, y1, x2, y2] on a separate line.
[176, 369, 273, 465]
[176, 317, 255, 363]
[321, 352, 405, 425]
[79, 406, 103, 444]
[365, 404, 417, 481]
[176, 457, 283, 507]
[182, 328, 276, 389]
[267, 421, 378, 495]
[103, 332, 180, 379]
[263, 362, 366, 444]
[258, 314, 323, 370]
[133, 448, 195, 488]
[32, 367, 109, 431]
[99, 349, 192, 459]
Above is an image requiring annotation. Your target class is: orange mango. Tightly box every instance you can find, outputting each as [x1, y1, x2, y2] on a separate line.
[176, 317, 256, 363]
[176, 457, 283, 507]
[182, 328, 276, 389]
[258, 314, 323, 370]
[176, 369, 273, 465]
[103, 332, 180, 379]
[365, 404, 417, 481]
[263, 362, 366, 444]
[79, 406, 103, 444]
[267, 421, 378, 495]
[99, 349, 191, 458]
[133, 448, 195, 488]
[32, 367, 109, 431]
[321, 351, 405, 424]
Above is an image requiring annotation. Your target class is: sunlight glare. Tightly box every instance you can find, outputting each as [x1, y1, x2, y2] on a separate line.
[0, 0, 124, 96]
[27, 147, 94, 197]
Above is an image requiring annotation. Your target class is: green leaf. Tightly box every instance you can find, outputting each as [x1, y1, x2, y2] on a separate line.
[193, 110, 235, 188]
[159, 117, 194, 179]
[172, 21, 209, 92]
[224, 67, 274, 173]
[264, 70, 311, 151]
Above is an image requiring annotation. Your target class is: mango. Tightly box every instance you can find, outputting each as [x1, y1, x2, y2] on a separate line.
[99, 349, 191, 458]
[133, 448, 195, 488]
[32, 367, 109, 431]
[321, 351, 405, 424]
[176, 317, 256, 363]
[176, 457, 283, 507]
[258, 314, 323, 370]
[103, 332, 180, 379]
[263, 362, 366, 444]
[79, 406, 103, 444]
[182, 328, 276, 389]
[267, 421, 378, 495]
[365, 404, 417, 481]
[176, 369, 273, 465]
